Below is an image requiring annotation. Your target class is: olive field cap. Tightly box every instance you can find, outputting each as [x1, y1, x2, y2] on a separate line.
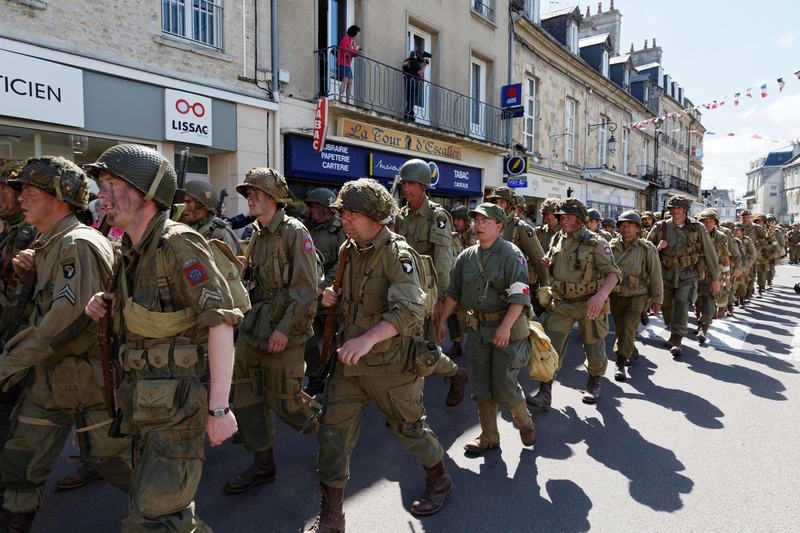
[468, 203, 508, 226]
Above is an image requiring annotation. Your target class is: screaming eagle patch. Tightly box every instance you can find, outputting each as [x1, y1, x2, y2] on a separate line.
[400, 257, 414, 274]
[61, 259, 76, 279]
[436, 216, 447, 229]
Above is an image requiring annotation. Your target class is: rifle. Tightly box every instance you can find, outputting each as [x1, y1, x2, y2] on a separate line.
[317, 241, 351, 380]
[170, 148, 191, 221]
[660, 197, 668, 243]
[216, 188, 228, 218]
[3, 267, 36, 347]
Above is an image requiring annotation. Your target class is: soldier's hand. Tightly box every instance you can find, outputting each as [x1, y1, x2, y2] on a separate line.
[207, 410, 237, 447]
[337, 337, 371, 366]
[267, 331, 289, 353]
[11, 249, 35, 278]
[236, 255, 248, 269]
[85, 292, 115, 322]
[431, 299, 444, 325]
[586, 293, 605, 320]
[322, 286, 342, 307]
[732, 268, 743, 278]
[436, 321, 447, 344]
[651, 303, 661, 315]
[709, 280, 721, 295]
[541, 256, 550, 269]
[492, 324, 511, 348]
[657, 239, 668, 251]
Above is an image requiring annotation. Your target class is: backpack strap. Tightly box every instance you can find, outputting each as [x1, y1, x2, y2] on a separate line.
[156, 239, 174, 313]
[273, 221, 290, 288]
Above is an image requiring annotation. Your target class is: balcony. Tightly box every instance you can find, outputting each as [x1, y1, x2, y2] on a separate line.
[663, 175, 699, 196]
[638, 166, 664, 186]
[472, 0, 495, 21]
[742, 190, 756, 200]
[315, 46, 509, 146]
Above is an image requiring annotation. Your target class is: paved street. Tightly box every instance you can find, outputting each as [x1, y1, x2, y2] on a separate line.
[31, 265, 800, 533]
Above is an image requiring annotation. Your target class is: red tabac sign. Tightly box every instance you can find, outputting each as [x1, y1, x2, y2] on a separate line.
[312, 97, 329, 152]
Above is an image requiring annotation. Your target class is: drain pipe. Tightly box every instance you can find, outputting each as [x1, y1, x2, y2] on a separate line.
[271, 0, 281, 169]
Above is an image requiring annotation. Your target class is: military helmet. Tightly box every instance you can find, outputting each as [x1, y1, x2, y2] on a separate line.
[304, 187, 337, 207]
[554, 197, 589, 222]
[697, 208, 720, 222]
[487, 187, 517, 211]
[616, 210, 641, 227]
[540, 197, 560, 214]
[517, 195, 527, 209]
[602, 218, 616, 228]
[734, 222, 744, 230]
[84, 144, 177, 210]
[236, 167, 291, 204]
[184, 180, 218, 212]
[399, 158, 432, 187]
[766, 214, 777, 223]
[450, 205, 470, 222]
[11, 156, 91, 210]
[330, 178, 397, 225]
[740, 209, 752, 216]
[721, 221, 735, 230]
[0, 160, 23, 185]
[752, 212, 767, 222]
[667, 195, 692, 210]
[586, 208, 603, 221]
[641, 211, 655, 221]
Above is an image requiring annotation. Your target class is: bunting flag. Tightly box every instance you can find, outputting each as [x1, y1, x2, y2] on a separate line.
[761, 84, 768, 97]
[752, 134, 763, 139]
[734, 93, 740, 106]
[778, 78, 785, 92]
[719, 97, 726, 106]
[706, 132, 716, 135]
[796, 70, 800, 80]
[746, 87, 753, 97]
[725, 133, 735, 137]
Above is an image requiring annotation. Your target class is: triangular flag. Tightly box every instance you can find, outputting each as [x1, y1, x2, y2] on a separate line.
[746, 87, 753, 98]
[719, 97, 726, 106]
[726, 133, 735, 137]
[795, 70, 800, 81]
[761, 84, 768, 97]
[778, 78, 785, 92]
[752, 134, 763, 139]
[734, 93, 740, 106]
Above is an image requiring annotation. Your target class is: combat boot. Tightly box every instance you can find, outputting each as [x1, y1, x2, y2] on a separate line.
[696, 323, 708, 344]
[224, 448, 276, 494]
[614, 356, 627, 381]
[510, 403, 536, 446]
[694, 305, 701, 321]
[582, 375, 601, 404]
[464, 400, 500, 454]
[726, 303, 735, 317]
[55, 463, 101, 490]
[767, 279, 773, 289]
[2, 510, 36, 533]
[526, 380, 553, 410]
[445, 341, 462, 357]
[758, 286, 764, 297]
[307, 484, 345, 533]
[640, 309, 649, 326]
[716, 307, 726, 320]
[445, 368, 468, 407]
[664, 332, 679, 349]
[410, 460, 453, 516]
[670, 335, 683, 357]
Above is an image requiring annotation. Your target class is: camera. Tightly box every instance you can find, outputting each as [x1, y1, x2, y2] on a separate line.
[411, 50, 432, 64]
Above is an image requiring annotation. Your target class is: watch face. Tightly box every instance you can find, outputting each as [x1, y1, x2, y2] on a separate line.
[213, 408, 226, 418]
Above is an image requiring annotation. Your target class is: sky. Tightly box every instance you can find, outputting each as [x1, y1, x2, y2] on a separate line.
[557, 0, 800, 199]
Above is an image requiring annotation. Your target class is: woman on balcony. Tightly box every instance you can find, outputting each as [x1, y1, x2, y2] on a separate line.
[336, 25, 361, 104]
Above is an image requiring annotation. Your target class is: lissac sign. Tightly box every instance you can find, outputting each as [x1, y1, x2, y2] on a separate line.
[165, 89, 212, 146]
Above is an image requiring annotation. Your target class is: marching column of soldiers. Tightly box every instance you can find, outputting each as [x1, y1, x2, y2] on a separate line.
[0, 149, 791, 533]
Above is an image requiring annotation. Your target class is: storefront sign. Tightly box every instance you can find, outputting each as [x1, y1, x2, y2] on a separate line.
[0, 50, 84, 128]
[284, 135, 482, 196]
[338, 118, 463, 160]
[586, 182, 636, 208]
[521, 175, 581, 200]
[165, 89, 212, 146]
[312, 97, 329, 152]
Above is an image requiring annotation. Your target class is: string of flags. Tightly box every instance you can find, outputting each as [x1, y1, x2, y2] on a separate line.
[628, 69, 800, 137]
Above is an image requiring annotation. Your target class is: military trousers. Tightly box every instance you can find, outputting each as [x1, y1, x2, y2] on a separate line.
[768, 259, 777, 282]
[304, 313, 327, 380]
[423, 317, 460, 378]
[735, 273, 750, 298]
[117, 374, 210, 533]
[542, 299, 609, 377]
[609, 293, 649, 359]
[697, 281, 725, 324]
[233, 341, 318, 454]
[465, 334, 529, 408]
[2, 359, 132, 515]
[317, 365, 444, 489]
[756, 262, 768, 288]
[662, 282, 697, 338]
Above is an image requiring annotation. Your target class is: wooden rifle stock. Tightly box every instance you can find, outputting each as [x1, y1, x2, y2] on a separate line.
[661, 198, 668, 243]
[98, 266, 120, 419]
[320, 242, 351, 366]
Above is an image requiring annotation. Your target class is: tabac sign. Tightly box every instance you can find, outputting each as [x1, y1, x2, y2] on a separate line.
[338, 118, 463, 160]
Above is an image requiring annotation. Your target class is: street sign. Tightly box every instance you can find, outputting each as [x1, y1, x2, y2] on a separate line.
[500, 83, 523, 108]
[501, 107, 524, 120]
[508, 178, 528, 188]
[504, 155, 527, 176]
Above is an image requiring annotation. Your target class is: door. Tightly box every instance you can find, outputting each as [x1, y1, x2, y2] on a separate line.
[318, 0, 353, 99]
[407, 27, 431, 124]
[470, 57, 486, 138]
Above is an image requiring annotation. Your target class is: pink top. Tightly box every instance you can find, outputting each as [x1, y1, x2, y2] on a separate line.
[336, 35, 358, 67]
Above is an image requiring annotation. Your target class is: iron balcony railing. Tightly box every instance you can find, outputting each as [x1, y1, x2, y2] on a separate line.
[472, 0, 495, 21]
[663, 175, 699, 196]
[315, 46, 509, 146]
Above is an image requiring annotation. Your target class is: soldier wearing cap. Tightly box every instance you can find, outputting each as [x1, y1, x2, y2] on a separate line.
[487, 187, 548, 315]
[528, 197, 621, 407]
[395, 159, 467, 407]
[310, 178, 452, 532]
[438, 203, 537, 454]
[0, 156, 132, 532]
[535, 198, 561, 251]
[608, 211, 662, 381]
[182, 180, 241, 255]
[733, 222, 757, 309]
[722, 220, 747, 316]
[444, 205, 476, 357]
[302, 187, 346, 396]
[739, 209, 767, 298]
[586, 209, 613, 242]
[647, 195, 720, 357]
[224, 167, 320, 495]
[695, 209, 735, 342]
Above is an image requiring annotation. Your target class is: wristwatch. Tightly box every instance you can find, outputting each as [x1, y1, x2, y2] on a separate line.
[208, 407, 230, 418]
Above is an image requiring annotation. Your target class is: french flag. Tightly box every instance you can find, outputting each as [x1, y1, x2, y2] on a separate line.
[734, 93, 740, 106]
[761, 84, 768, 98]
[778, 78, 785, 92]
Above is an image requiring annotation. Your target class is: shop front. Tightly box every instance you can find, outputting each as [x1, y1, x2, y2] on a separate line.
[504, 171, 586, 223]
[585, 182, 637, 219]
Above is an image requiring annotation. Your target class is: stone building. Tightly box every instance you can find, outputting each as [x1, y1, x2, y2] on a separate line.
[743, 146, 797, 218]
[781, 144, 800, 223]
[700, 186, 738, 223]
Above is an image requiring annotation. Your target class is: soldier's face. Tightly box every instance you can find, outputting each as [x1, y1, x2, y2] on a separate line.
[401, 181, 426, 208]
[493, 198, 511, 211]
[18, 184, 61, 230]
[618, 221, 639, 240]
[245, 187, 274, 218]
[453, 218, 468, 233]
[472, 215, 502, 244]
[341, 209, 380, 245]
[181, 195, 209, 225]
[586, 219, 600, 231]
[701, 218, 716, 232]
[642, 217, 654, 229]
[669, 206, 687, 222]
[734, 229, 743, 238]
[543, 212, 557, 228]
[754, 219, 766, 226]
[742, 215, 752, 225]
[308, 202, 333, 224]
[0, 183, 20, 216]
[559, 214, 582, 234]
[97, 172, 147, 229]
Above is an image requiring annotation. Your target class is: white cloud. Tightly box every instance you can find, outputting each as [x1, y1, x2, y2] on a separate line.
[742, 41, 762, 51]
[736, 107, 759, 120]
[763, 93, 800, 131]
[776, 31, 798, 48]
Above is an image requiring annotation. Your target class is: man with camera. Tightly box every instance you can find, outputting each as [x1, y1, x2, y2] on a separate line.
[402, 50, 431, 122]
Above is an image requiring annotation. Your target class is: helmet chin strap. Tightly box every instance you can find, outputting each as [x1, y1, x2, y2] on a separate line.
[144, 159, 170, 203]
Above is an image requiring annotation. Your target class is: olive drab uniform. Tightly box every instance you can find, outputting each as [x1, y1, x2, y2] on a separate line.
[719, 226, 742, 312]
[194, 212, 242, 256]
[0, 215, 132, 516]
[502, 215, 549, 289]
[736, 234, 757, 303]
[766, 224, 784, 287]
[535, 224, 559, 254]
[542, 227, 622, 377]
[647, 217, 720, 338]
[609, 236, 663, 362]
[788, 225, 800, 264]
[741, 221, 767, 294]
[304, 214, 346, 381]
[318, 227, 445, 486]
[235, 208, 320, 454]
[112, 213, 241, 531]
[447, 226, 477, 348]
[697, 226, 731, 325]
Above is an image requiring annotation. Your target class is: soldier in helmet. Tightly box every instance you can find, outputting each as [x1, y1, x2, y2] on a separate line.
[787, 223, 800, 264]
[763, 214, 784, 289]
[84, 144, 240, 531]
[751, 213, 779, 296]
[733, 222, 757, 309]
[182, 180, 241, 255]
[585, 209, 613, 241]
[310, 178, 452, 532]
[444, 205, 476, 357]
[640, 211, 655, 238]
[535, 198, 560, 251]
[739, 209, 767, 299]
[528, 197, 621, 407]
[0, 156, 132, 532]
[302, 187, 346, 396]
[647, 195, 720, 357]
[608, 211, 662, 381]
[224, 168, 319, 495]
[695, 209, 734, 343]
[395, 159, 467, 407]
[602, 218, 617, 238]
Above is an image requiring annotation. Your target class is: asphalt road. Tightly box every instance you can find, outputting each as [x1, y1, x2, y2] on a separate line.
[30, 264, 800, 533]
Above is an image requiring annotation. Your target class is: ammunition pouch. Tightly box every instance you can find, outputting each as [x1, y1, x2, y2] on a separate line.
[551, 280, 599, 301]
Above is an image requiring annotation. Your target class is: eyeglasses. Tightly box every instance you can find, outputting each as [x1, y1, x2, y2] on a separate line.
[471, 218, 497, 227]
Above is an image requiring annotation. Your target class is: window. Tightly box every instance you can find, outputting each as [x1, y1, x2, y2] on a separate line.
[601, 49, 609, 77]
[565, 98, 576, 165]
[566, 23, 579, 54]
[470, 57, 487, 138]
[770, 184, 778, 196]
[472, 0, 494, 21]
[523, 77, 537, 153]
[621, 128, 629, 175]
[523, 0, 539, 23]
[162, 0, 223, 48]
[623, 67, 630, 89]
[598, 118, 608, 167]
[642, 139, 649, 171]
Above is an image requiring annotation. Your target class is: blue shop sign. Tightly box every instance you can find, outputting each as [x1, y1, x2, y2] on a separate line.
[284, 134, 482, 196]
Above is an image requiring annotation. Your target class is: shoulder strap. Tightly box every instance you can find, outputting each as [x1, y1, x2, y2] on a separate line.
[156, 240, 174, 313]
[273, 220, 290, 287]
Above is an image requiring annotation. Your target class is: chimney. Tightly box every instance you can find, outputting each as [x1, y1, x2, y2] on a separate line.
[653, 37, 657, 47]
[597, 2, 602, 14]
[586, 5, 591, 17]
[644, 39, 648, 49]
[610, 0, 615, 9]
[630, 42, 634, 53]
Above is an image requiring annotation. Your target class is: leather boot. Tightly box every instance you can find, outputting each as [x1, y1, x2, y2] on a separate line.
[526, 380, 552, 410]
[664, 332, 678, 349]
[767, 279, 773, 289]
[445, 341, 462, 357]
[445, 368, 468, 407]
[694, 305, 701, 321]
[55, 463, 101, 490]
[224, 448, 276, 494]
[510, 403, 536, 446]
[2, 510, 36, 533]
[716, 307, 726, 320]
[410, 460, 452, 516]
[670, 335, 683, 357]
[758, 286, 764, 297]
[726, 303, 734, 317]
[697, 322, 709, 344]
[307, 483, 345, 533]
[739, 296, 746, 310]
[614, 356, 627, 382]
[464, 400, 500, 454]
[640, 309, 649, 326]
[582, 375, 601, 404]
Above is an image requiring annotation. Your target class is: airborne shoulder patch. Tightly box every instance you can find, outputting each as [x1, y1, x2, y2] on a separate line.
[527, 228, 534, 238]
[61, 259, 75, 279]
[302, 234, 314, 253]
[436, 216, 447, 230]
[399, 257, 414, 274]
[182, 258, 209, 287]
[603, 245, 612, 256]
